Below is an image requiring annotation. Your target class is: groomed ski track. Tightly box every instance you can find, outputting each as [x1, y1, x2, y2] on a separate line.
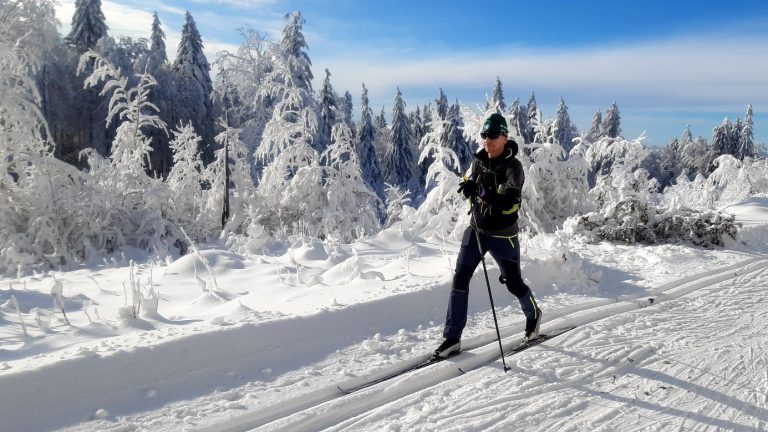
[199, 256, 768, 432]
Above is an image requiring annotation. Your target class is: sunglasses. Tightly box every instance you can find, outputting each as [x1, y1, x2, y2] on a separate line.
[480, 131, 501, 140]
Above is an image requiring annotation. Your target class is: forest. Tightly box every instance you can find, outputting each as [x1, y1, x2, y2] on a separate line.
[1, 0, 765, 275]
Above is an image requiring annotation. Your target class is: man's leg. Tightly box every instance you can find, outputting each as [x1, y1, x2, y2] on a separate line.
[443, 227, 483, 341]
[487, 236, 541, 333]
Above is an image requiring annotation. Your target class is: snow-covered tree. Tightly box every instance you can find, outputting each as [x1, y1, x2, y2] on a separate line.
[677, 126, 709, 178]
[584, 110, 602, 142]
[316, 68, 338, 153]
[214, 27, 273, 180]
[210, 123, 258, 234]
[552, 97, 578, 154]
[172, 12, 215, 164]
[146, 12, 167, 71]
[436, 88, 449, 120]
[587, 136, 655, 212]
[339, 90, 354, 129]
[485, 76, 506, 112]
[254, 11, 316, 169]
[600, 102, 622, 139]
[322, 123, 382, 242]
[66, 0, 108, 52]
[738, 104, 755, 160]
[412, 131, 464, 238]
[444, 102, 473, 173]
[356, 83, 383, 198]
[525, 92, 539, 144]
[255, 12, 320, 234]
[508, 98, 528, 144]
[166, 123, 205, 235]
[78, 51, 180, 257]
[382, 88, 418, 193]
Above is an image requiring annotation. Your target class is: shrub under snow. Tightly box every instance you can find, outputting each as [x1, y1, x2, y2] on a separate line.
[566, 199, 738, 248]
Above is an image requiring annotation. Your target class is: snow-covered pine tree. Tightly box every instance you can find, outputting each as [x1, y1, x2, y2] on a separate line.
[382, 88, 418, 194]
[373, 105, 388, 162]
[508, 98, 528, 144]
[66, 0, 108, 52]
[445, 102, 473, 173]
[584, 110, 602, 142]
[710, 117, 733, 164]
[255, 12, 319, 234]
[738, 104, 755, 160]
[322, 123, 382, 242]
[316, 68, 338, 153]
[173, 11, 215, 164]
[413, 126, 464, 238]
[166, 123, 205, 236]
[422, 103, 434, 134]
[552, 97, 578, 154]
[600, 102, 622, 139]
[435, 88, 449, 120]
[147, 12, 167, 70]
[339, 90, 354, 129]
[485, 76, 506, 113]
[525, 92, 538, 144]
[410, 105, 426, 148]
[677, 125, 708, 177]
[357, 83, 384, 198]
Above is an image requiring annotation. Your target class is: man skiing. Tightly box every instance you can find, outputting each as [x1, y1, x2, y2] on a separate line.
[433, 112, 542, 359]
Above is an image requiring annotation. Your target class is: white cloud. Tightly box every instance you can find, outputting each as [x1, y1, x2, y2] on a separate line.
[316, 33, 768, 111]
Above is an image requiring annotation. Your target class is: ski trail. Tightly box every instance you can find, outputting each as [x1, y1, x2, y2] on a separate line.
[197, 256, 768, 432]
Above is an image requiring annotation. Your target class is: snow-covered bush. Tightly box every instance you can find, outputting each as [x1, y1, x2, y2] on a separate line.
[662, 155, 768, 210]
[566, 200, 738, 248]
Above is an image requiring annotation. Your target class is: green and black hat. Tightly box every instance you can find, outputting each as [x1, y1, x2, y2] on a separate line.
[481, 113, 508, 135]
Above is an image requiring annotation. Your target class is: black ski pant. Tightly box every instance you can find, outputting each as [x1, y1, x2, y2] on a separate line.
[443, 226, 539, 341]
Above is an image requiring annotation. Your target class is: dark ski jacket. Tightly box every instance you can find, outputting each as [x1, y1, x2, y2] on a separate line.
[466, 139, 524, 236]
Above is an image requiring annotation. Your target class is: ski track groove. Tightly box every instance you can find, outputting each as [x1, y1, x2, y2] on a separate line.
[197, 256, 768, 432]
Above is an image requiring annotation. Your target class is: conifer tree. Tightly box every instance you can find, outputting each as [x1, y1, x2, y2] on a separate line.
[383, 88, 417, 193]
[509, 98, 528, 143]
[436, 88, 449, 120]
[148, 12, 167, 70]
[422, 103, 434, 135]
[375, 106, 387, 129]
[600, 102, 622, 139]
[173, 12, 215, 164]
[525, 92, 538, 144]
[339, 90, 354, 128]
[711, 117, 733, 158]
[552, 97, 578, 153]
[445, 102, 473, 172]
[279, 11, 313, 92]
[357, 84, 383, 198]
[316, 68, 338, 153]
[585, 110, 602, 142]
[410, 105, 426, 147]
[66, 0, 108, 52]
[485, 76, 506, 112]
[738, 104, 755, 160]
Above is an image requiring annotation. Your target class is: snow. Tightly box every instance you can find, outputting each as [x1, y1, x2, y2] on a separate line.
[1, 197, 768, 431]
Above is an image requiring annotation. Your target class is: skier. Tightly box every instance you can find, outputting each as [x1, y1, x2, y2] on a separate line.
[433, 113, 542, 359]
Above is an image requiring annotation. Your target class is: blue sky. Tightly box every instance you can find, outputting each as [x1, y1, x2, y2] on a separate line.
[56, 0, 768, 147]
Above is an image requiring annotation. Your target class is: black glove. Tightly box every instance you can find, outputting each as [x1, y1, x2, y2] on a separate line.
[457, 179, 483, 199]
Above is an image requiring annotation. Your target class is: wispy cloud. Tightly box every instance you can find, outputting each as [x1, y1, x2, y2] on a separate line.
[316, 32, 768, 111]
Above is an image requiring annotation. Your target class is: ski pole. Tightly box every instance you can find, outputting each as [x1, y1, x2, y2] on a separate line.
[471, 207, 510, 373]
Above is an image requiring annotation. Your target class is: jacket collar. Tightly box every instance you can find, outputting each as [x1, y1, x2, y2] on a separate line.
[475, 139, 519, 162]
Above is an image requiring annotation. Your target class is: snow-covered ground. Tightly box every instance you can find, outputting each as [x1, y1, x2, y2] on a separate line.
[2, 198, 768, 432]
